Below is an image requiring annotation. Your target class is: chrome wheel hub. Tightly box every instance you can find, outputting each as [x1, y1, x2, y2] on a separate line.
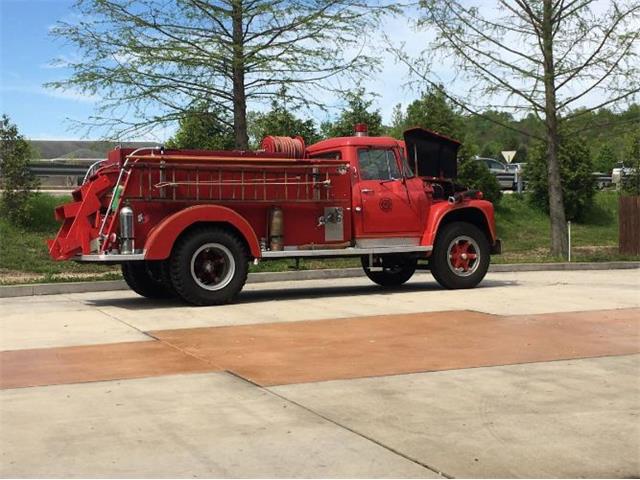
[190, 243, 235, 291]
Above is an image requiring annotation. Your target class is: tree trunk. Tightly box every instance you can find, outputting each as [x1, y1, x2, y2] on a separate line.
[231, 0, 249, 150]
[542, 0, 568, 257]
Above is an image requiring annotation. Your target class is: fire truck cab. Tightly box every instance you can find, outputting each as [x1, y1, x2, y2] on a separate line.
[48, 125, 501, 305]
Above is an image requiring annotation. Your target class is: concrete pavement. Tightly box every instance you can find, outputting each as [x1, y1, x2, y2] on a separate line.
[1, 373, 434, 478]
[274, 355, 640, 478]
[1, 269, 639, 477]
[1, 270, 638, 350]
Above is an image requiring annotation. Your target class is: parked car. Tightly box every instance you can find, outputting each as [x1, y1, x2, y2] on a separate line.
[507, 162, 527, 173]
[612, 162, 635, 187]
[472, 157, 514, 189]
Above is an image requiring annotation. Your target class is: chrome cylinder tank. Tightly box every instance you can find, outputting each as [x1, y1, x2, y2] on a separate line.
[119, 205, 135, 254]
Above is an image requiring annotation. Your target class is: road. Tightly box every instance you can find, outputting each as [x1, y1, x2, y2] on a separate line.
[1, 269, 639, 477]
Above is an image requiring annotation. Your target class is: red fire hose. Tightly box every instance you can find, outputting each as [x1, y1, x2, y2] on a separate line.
[260, 136, 306, 158]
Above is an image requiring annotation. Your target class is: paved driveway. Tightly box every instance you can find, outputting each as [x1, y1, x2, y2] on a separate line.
[1, 269, 639, 477]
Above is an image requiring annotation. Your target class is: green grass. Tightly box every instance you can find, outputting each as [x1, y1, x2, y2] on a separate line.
[0, 191, 636, 285]
[0, 194, 116, 284]
[494, 191, 637, 263]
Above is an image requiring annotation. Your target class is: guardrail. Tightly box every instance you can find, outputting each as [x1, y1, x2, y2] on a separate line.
[494, 171, 612, 191]
[29, 163, 90, 177]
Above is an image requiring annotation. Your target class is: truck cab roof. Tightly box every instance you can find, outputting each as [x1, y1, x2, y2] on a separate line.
[307, 135, 403, 154]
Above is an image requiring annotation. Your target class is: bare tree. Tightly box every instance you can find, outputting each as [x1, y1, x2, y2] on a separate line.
[48, 0, 396, 149]
[394, 0, 640, 256]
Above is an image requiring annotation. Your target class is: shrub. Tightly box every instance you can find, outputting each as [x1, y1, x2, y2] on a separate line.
[0, 115, 39, 226]
[23, 193, 68, 233]
[594, 143, 617, 173]
[620, 134, 640, 196]
[456, 159, 502, 204]
[525, 135, 595, 221]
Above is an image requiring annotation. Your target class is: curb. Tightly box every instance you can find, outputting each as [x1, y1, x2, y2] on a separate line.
[488, 261, 640, 272]
[1, 262, 638, 299]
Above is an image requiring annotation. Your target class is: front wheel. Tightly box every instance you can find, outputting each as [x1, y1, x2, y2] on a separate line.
[361, 255, 417, 287]
[430, 222, 490, 289]
[169, 227, 249, 306]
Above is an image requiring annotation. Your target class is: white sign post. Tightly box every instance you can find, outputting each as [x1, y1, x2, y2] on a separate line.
[501, 150, 517, 164]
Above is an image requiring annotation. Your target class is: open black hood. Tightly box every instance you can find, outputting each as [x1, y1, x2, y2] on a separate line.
[403, 127, 461, 179]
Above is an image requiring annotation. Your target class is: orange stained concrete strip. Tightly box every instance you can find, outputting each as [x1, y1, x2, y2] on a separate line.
[151, 308, 640, 386]
[2, 308, 638, 389]
[0, 341, 219, 389]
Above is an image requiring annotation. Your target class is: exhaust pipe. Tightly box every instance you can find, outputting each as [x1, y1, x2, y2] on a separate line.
[448, 190, 483, 205]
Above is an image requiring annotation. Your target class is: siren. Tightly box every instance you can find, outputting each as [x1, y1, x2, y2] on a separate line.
[354, 123, 368, 137]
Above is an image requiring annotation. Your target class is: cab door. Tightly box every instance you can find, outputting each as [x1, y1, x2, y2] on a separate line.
[353, 148, 422, 238]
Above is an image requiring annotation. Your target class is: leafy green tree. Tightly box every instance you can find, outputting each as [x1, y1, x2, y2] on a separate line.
[405, 86, 464, 140]
[525, 136, 595, 222]
[385, 103, 406, 139]
[165, 107, 235, 151]
[621, 134, 640, 196]
[457, 159, 502, 204]
[594, 144, 617, 173]
[0, 115, 39, 226]
[480, 142, 500, 159]
[404, 86, 483, 161]
[248, 99, 320, 148]
[564, 105, 640, 162]
[49, 0, 396, 148]
[321, 88, 383, 138]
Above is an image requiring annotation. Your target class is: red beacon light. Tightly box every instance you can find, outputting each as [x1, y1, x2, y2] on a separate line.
[354, 123, 368, 137]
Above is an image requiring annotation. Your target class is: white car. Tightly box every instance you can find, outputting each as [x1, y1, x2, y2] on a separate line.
[473, 157, 514, 189]
[612, 162, 635, 187]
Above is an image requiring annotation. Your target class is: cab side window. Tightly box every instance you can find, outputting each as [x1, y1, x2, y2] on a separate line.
[359, 149, 400, 180]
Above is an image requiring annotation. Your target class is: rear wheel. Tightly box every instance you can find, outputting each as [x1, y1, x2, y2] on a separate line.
[430, 222, 490, 289]
[169, 227, 249, 306]
[361, 254, 417, 287]
[121, 261, 174, 299]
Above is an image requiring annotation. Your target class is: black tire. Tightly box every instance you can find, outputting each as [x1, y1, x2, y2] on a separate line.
[169, 227, 249, 306]
[158, 259, 178, 297]
[121, 261, 174, 299]
[430, 221, 490, 289]
[361, 254, 417, 287]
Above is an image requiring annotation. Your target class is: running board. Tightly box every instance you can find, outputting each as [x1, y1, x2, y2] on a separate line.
[73, 246, 432, 262]
[75, 253, 146, 262]
[261, 245, 432, 259]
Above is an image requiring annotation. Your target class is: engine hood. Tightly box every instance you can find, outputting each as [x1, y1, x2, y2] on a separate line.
[403, 127, 461, 179]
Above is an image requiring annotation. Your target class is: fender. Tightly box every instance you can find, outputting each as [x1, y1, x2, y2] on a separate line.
[421, 200, 497, 247]
[144, 205, 261, 260]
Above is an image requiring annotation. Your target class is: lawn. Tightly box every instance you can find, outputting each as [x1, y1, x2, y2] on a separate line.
[0, 194, 118, 284]
[0, 191, 636, 285]
[493, 191, 632, 263]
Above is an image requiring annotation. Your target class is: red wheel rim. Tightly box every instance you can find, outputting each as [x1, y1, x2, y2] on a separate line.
[446, 235, 480, 277]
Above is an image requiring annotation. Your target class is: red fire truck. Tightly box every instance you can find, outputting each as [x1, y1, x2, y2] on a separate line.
[48, 125, 501, 305]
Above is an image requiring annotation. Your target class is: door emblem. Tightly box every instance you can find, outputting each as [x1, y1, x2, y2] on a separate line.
[379, 197, 393, 212]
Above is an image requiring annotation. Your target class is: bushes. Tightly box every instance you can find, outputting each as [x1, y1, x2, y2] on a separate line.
[525, 135, 595, 221]
[620, 134, 640, 196]
[0, 115, 39, 226]
[457, 159, 502, 204]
